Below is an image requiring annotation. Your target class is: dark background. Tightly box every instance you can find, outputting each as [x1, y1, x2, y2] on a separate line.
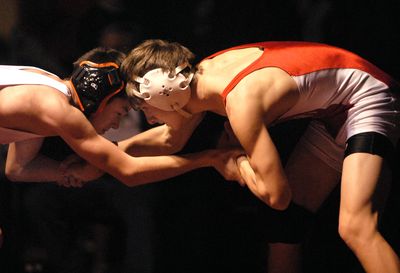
[1, 0, 400, 272]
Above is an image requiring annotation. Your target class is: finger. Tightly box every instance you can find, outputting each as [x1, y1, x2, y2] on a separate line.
[236, 155, 256, 185]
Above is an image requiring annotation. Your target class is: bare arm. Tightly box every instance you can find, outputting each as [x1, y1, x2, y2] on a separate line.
[5, 138, 63, 182]
[118, 112, 205, 156]
[66, 132, 244, 186]
[61, 123, 187, 182]
[230, 112, 292, 210]
[2, 86, 223, 186]
[225, 69, 298, 210]
[53, 106, 242, 186]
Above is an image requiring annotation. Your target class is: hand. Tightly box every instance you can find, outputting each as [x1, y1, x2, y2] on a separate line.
[236, 155, 256, 186]
[57, 154, 85, 187]
[210, 148, 246, 186]
[58, 155, 104, 187]
[56, 173, 85, 188]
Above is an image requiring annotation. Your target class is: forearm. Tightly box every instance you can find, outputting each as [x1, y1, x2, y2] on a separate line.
[118, 138, 178, 156]
[233, 124, 292, 210]
[118, 125, 182, 156]
[119, 114, 204, 156]
[6, 154, 63, 182]
[245, 167, 292, 210]
[118, 150, 217, 187]
[65, 133, 219, 188]
[236, 155, 277, 205]
[236, 156, 291, 210]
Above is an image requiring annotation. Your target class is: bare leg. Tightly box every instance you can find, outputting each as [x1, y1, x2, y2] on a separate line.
[339, 153, 400, 273]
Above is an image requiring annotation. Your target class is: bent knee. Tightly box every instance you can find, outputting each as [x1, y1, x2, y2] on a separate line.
[338, 212, 378, 246]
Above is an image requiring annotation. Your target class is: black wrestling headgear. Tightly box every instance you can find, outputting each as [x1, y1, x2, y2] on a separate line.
[70, 61, 124, 116]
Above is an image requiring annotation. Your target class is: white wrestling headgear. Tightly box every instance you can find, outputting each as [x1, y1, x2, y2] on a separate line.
[128, 65, 194, 118]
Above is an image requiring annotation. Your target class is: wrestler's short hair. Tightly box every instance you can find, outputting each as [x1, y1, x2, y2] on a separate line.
[121, 39, 195, 96]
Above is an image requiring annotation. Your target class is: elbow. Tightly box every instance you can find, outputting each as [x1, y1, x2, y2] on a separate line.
[114, 171, 135, 187]
[267, 195, 291, 211]
[5, 173, 18, 182]
[120, 175, 139, 187]
[258, 183, 292, 211]
[163, 131, 187, 154]
[5, 166, 22, 182]
[115, 168, 149, 188]
[120, 176, 153, 188]
[165, 139, 185, 155]
[164, 142, 182, 155]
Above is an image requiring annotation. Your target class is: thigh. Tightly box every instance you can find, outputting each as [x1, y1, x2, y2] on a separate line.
[285, 121, 343, 212]
[340, 132, 395, 219]
[340, 153, 391, 219]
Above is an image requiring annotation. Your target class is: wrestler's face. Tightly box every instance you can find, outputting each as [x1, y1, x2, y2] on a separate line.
[89, 97, 131, 135]
[139, 102, 183, 128]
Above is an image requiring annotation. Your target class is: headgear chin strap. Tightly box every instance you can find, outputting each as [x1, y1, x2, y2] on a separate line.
[129, 65, 194, 118]
[70, 61, 124, 116]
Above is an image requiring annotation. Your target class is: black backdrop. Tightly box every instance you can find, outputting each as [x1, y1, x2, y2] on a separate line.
[1, 0, 400, 272]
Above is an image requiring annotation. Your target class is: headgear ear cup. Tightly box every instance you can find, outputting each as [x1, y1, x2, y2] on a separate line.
[70, 61, 124, 116]
[130, 65, 194, 117]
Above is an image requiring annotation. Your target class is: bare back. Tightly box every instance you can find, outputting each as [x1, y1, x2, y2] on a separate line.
[0, 65, 82, 144]
[196, 47, 299, 121]
[0, 85, 73, 135]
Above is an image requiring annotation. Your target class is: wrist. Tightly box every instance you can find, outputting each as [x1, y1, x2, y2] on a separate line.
[184, 149, 215, 169]
[198, 149, 218, 168]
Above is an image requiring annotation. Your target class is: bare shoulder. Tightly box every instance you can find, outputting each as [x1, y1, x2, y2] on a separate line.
[1, 84, 69, 106]
[226, 67, 299, 124]
[0, 84, 78, 134]
[24, 85, 72, 119]
[31, 86, 86, 130]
